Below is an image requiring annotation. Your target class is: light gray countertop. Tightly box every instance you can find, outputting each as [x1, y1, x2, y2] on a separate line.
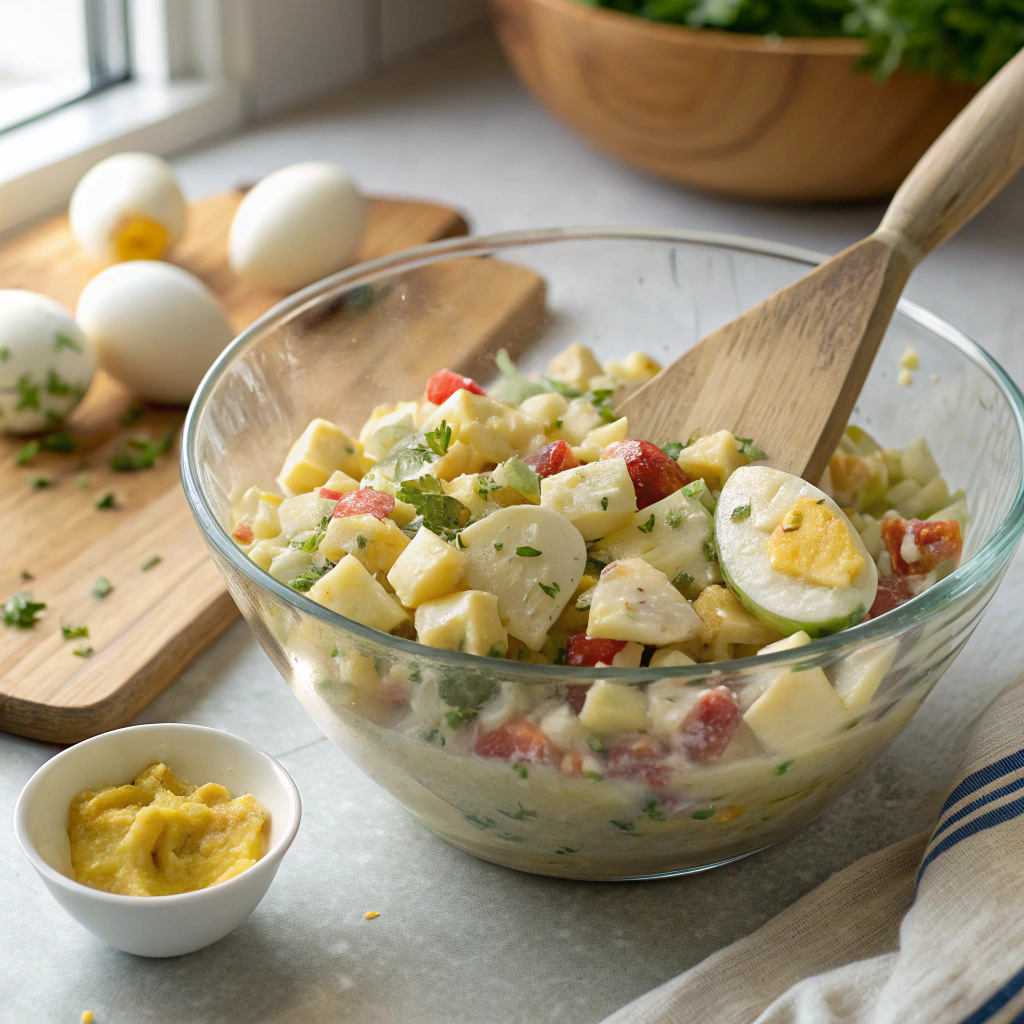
[5, 33, 1024, 1024]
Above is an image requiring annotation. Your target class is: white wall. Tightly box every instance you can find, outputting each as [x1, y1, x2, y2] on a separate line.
[244, 0, 488, 118]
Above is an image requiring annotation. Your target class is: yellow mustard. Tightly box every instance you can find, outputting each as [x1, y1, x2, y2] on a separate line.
[68, 762, 267, 897]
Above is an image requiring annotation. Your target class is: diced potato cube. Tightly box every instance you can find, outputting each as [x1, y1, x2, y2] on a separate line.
[359, 402, 419, 460]
[744, 631, 848, 754]
[444, 473, 496, 517]
[431, 439, 487, 481]
[546, 342, 604, 391]
[268, 547, 314, 585]
[423, 390, 545, 463]
[550, 397, 603, 445]
[588, 558, 703, 645]
[601, 489, 720, 590]
[579, 679, 647, 735]
[249, 538, 286, 572]
[359, 401, 419, 444]
[414, 590, 507, 656]
[277, 492, 337, 536]
[649, 646, 696, 669]
[605, 350, 661, 384]
[387, 526, 465, 607]
[519, 392, 568, 430]
[309, 555, 409, 633]
[829, 639, 897, 714]
[677, 430, 749, 491]
[539, 703, 591, 754]
[323, 470, 360, 494]
[900, 437, 940, 487]
[389, 498, 418, 527]
[252, 499, 281, 540]
[582, 417, 628, 449]
[540, 458, 636, 541]
[321, 514, 409, 574]
[278, 418, 365, 494]
[646, 680, 701, 741]
[693, 585, 782, 648]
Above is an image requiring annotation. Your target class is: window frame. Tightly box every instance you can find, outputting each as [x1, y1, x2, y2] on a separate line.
[0, 0, 246, 236]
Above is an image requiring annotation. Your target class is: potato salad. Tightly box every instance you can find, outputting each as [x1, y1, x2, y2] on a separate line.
[230, 343, 967, 874]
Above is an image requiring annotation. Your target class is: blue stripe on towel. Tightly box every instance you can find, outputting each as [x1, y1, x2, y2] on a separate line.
[932, 774, 1024, 842]
[918, 794, 1024, 886]
[957, 963, 1024, 1024]
[940, 749, 1024, 816]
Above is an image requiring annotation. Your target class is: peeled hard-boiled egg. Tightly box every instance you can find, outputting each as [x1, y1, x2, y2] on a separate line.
[77, 262, 232, 405]
[0, 290, 95, 434]
[715, 465, 877, 638]
[228, 162, 367, 291]
[70, 152, 186, 264]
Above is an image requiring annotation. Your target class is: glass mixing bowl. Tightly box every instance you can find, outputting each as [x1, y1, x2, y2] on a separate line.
[182, 229, 1024, 880]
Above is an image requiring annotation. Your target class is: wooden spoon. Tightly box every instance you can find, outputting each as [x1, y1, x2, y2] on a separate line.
[619, 47, 1024, 483]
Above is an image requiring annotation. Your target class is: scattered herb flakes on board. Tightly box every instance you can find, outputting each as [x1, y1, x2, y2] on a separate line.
[110, 429, 176, 472]
[92, 577, 113, 599]
[3, 591, 45, 628]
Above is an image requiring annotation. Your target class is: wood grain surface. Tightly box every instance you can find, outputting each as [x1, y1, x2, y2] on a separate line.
[490, 0, 976, 201]
[0, 192, 542, 744]
[622, 46, 1024, 483]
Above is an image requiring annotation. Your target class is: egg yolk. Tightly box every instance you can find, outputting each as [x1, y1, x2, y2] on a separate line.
[766, 496, 865, 588]
[114, 216, 169, 261]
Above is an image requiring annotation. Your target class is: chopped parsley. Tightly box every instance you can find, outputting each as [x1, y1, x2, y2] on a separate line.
[516, 545, 542, 557]
[463, 813, 495, 830]
[476, 474, 501, 500]
[498, 803, 538, 821]
[643, 799, 666, 821]
[3, 591, 45, 628]
[775, 760, 795, 776]
[356, 534, 368, 550]
[61, 622, 89, 639]
[660, 441, 684, 460]
[92, 577, 112, 598]
[95, 492, 116, 510]
[41, 430, 75, 453]
[439, 672, 497, 712]
[141, 555, 162, 571]
[288, 562, 333, 593]
[600, 496, 609, 510]
[672, 571, 695, 589]
[15, 441, 40, 465]
[691, 806, 716, 820]
[412, 420, 453, 460]
[555, 845, 579, 855]
[736, 437, 767, 462]
[73, 646, 94, 658]
[493, 541, 503, 551]
[119, 403, 145, 427]
[425, 729, 445, 746]
[20, 571, 33, 581]
[682, 479, 706, 499]
[444, 707, 478, 729]
[110, 429, 175, 472]
[638, 514, 656, 533]
[817, 497, 826, 505]
[575, 590, 593, 611]
[29, 476, 51, 489]
[292, 515, 330, 552]
[702, 539, 717, 562]
[582, 771, 604, 781]
[610, 820, 636, 832]
[587, 735, 606, 753]
[0, 346, 8, 361]
[55, 332, 82, 353]
[513, 764, 528, 779]
[15, 375, 39, 411]
[585, 556, 608, 577]
[397, 475, 471, 542]
[45, 369, 72, 397]
[731, 503, 752, 521]
[538, 580, 560, 599]
[665, 507, 684, 528]
[486, 645, 504, 658]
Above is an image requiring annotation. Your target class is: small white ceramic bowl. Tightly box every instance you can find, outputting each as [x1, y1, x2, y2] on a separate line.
[13, 723, 301, 958]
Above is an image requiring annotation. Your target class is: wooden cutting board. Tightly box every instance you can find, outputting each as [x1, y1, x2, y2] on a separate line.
[0, 192, 545, 744]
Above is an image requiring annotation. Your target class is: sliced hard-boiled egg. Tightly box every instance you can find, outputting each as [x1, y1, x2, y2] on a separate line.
[0, 290, 95, 433]
[69, 153, 186, 264]
[228, 162, 367, 291]
[715, 465, 877, 637]
[76, 262, 232, 405]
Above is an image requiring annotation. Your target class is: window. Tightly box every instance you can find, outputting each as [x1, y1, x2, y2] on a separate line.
[0, 0, 129, 135]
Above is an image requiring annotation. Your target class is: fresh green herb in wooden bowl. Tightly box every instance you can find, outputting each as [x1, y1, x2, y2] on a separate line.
[491, 0, 1023, 199]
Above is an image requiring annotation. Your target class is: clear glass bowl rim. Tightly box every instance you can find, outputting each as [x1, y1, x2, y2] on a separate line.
[181, 226, 1024, 681]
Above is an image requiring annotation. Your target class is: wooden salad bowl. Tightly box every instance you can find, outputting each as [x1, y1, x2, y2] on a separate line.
[490, 0, 977, 201]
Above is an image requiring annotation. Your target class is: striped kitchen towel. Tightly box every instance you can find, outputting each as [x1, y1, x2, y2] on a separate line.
[603, 674, 1024, 1024]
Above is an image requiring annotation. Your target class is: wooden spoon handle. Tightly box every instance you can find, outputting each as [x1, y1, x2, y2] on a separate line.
[877, 46, 1024, 266]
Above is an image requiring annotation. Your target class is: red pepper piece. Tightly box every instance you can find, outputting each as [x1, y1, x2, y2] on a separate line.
[522, 440, 580, 478]
[232, 522, 254, 544]
[332, 488, 395, 521]
[474, 718, 556, 766]
[881, 516, 963, 575]
[426, 369, 486, 405]
[601, 439, 689, 510]
[566, 633, 627, 667]
[679, 686, 741, 762]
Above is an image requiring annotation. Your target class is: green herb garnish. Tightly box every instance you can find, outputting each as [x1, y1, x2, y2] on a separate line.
[292, 515, 330, 552]
[110, 429, 175, 472]
[643, 799, 666, 821]
[638, 513, 656, 533]
[498, 803, 538, 821]
[583, 771, 604, 781]
[665, 507, 684, 528]
[516, 545, 542, 557]
[396, 475, 471, 542]
[731, 503, 752, 521]
[73, 646, 94, 657]
[736, 436, 767, 462]
[3, 591, 45, 628]
[610, 820, 636, 832]
[600, 496, 609, 510]
[538, 580, 560, 599]
[703, 539, 717, 562]
[692, 806, 716, 820]
[15, 441, 40, 465]
[141, 555, 162, 571]
[92, 577, 112, 599]
[15, 375, 39, 411]
[463, 813, 495, 830]
[413, 420, 453, 460]
[55, 332, 83, 353]
[493, 540, 503, 551]
[30, 476, 51, 489]
[660, 441, 684, 460]
[672, 571, 694, 589]
[585, 556, 608, 577]
[513, 764, 528, 779]
[587, 735, 605, 753]
[119, 403, 144, 427]
[502, 457, 541, 499]
[775, 760, 795, 775]
[288, 562, 333, 593]
[445, 707, 478, 729]
[61, 622, 89, 639]
[41, 430, 75, 453]
[95, 492, 116, 509]
[45, 369, 72, 396]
